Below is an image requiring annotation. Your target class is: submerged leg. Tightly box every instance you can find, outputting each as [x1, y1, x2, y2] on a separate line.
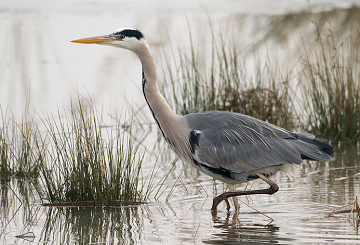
[224, 198, 231, 210]
[211, 173, 279, 213]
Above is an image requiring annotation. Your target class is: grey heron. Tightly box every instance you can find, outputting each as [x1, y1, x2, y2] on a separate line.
[71, 28, 334, 213]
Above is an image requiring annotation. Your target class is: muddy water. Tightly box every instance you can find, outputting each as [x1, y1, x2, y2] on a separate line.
[1, 1, 360, 244]
[1, 143, 360, 244]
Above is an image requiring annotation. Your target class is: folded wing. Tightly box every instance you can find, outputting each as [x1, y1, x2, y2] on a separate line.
[183, 111, 333, 173]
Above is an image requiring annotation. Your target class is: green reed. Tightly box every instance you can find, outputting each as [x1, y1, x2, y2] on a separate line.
[299, 17, 360, 141]
[160, 27, 295, 130]
[37, 100, 154, 204]
[0, 109, 41, 182]
[0, 99, 157, 204]
[160, 16, 360, 141]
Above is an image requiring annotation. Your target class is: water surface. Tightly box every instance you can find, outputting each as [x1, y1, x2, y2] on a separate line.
[1, 143, 360, 244]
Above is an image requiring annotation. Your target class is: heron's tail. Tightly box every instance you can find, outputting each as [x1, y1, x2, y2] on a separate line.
[293, 135, 334, 161]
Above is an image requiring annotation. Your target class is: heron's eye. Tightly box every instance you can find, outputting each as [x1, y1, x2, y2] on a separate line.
[119, 35, 125, 40]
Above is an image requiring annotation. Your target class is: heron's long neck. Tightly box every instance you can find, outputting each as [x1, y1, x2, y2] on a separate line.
[134, 42, 181, 139]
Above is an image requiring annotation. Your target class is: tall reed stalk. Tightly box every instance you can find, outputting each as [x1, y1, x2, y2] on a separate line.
[35, 99, 153, 204]
[160, 21, 360, 141]
[299, 21, 360, 141]
[0, 109, 41, 182]
[160, 28, 295, 130]
[0, 99, 157, 204]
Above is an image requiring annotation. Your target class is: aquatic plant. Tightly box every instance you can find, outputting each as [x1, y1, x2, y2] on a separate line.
[298, 17, 360, 141]
[160, 27, 296, 130]
[0, 98, 157, 204]
[34, 99, 155, 204]
[0, 109, 42, 182]
[160, 15, 360, 141]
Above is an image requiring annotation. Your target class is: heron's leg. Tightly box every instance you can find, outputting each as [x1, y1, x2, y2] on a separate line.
[227, 184, 240, 212]
[224, 198, 231, 210]
[211, 173, 279, 213]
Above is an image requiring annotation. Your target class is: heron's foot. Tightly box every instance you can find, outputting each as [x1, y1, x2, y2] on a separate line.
[211, 193, 227, 213]
[211, 195, 240, 213]
[211, 174, 279, 214]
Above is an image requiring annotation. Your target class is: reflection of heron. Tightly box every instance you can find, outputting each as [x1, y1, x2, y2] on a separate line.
[72, 28, 334, 213]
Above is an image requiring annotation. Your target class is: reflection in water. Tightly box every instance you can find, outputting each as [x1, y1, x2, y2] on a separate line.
[209, 212, 291, 244]
[1, 142, 360, 244]
[39, 206, 146, 244]
[15, 232, 35, 242]
[0, 181, 43, 244]
[203, 142, 360, 244]
[303, 142, 360, 206]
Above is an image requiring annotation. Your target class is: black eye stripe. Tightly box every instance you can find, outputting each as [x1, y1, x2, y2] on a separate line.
[113, 29, 144, 40]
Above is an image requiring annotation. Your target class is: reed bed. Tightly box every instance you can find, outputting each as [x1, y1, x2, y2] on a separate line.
[299, 21, 360, 141]
[0, 109, 41, 182]
[0, 99, 157, 204]
[160, 16, 360, 141]
[160, 28, 296, 130]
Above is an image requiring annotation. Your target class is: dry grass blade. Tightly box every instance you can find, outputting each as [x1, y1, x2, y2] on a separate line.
[328, 196, 360, 234]
[238, 198, 274, 224]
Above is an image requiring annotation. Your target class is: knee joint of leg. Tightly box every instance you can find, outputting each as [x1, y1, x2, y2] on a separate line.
[270, 184, 279, 194]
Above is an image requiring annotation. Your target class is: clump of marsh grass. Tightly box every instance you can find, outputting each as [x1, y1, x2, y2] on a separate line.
[160, 28, 295, 130]
[34, 99, 155, 205]
[0, 98, 158, 205]
[0, 109, 42, 182]
[0, 119, 11, 181]
[299, 20, 360, 141]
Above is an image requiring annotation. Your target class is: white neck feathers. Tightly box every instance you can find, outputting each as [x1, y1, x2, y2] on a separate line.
[133, 41, 191, 159]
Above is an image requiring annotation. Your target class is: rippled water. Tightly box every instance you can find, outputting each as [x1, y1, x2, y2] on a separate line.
[1, 143, 360, 244]
[1, 1, 360, 244]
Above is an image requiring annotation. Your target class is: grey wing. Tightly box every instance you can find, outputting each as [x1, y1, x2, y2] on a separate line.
[183, 111, 327, 173]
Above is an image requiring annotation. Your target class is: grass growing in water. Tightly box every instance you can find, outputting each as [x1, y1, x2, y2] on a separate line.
[38, 100, 155, 204]
[160, 28, 295, 130]
[160, 18, 360, 141]
[299, 19, 360, 141]
[0, 109, 41, 182]
[0, 99, 157, 205]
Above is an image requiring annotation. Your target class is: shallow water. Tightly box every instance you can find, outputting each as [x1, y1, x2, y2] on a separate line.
[1, 143, 360, 244]
[1, 1, 360, 244]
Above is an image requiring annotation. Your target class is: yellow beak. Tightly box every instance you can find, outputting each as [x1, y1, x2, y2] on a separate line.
[71, 35, 114, 44]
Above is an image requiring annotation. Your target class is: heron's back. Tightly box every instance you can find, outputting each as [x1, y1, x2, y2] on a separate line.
[182, 111, 333, 182]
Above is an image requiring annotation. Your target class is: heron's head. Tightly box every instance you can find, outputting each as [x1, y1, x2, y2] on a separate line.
[71, 28, 145, 51]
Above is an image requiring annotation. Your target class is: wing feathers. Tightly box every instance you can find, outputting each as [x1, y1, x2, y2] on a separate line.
[183, 111, 333, 173]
